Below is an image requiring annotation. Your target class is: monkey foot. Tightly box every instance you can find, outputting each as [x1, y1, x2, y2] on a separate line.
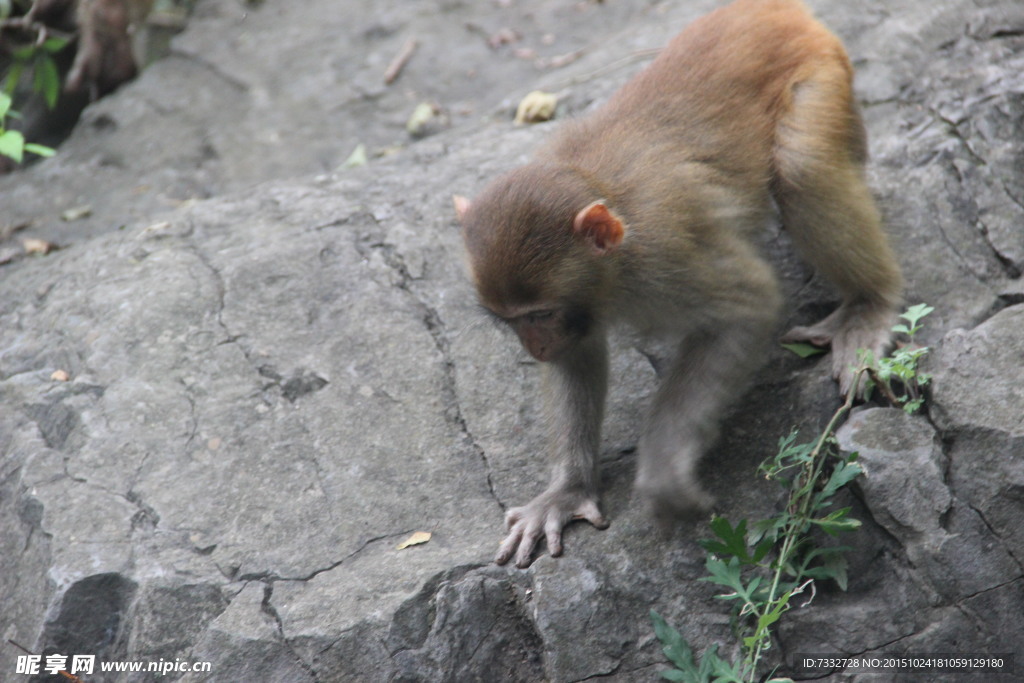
[780, 307, 843, 349]
[638, 479, 713, 533]
[494, 488, 609, 568]
[782, 303, 896, 398]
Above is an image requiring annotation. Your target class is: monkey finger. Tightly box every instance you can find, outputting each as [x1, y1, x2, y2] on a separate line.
[515, 524, 543, 568]
[544, 518, 564, 557]
[572, 499, 610, 529]
[494, 524, 525, 566]
[780, 325, 833, 348]
[504, 506, 526, 530]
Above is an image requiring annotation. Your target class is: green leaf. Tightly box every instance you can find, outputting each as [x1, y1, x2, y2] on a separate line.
[0, 91, 10, 119]
[711, 657, 748, 682]
[751, 537, 774, 563]
[651, 610, 699, 678]
[802, 545, 853, 563]
[903, 398, 924, 414]
[776, 431, 799, 451]
[780, 342, 827, 358]
[811, 507, 861, 536]
[42, 36, 69, 53]
[701, 517, 753, 563]
[4, 61, 25, 95]
[776, 435, 815, 466]
[701, 556, 746, 595]
[757, 594, 790, 634]
[900, 303, 934, 330]
[34, 56, 61, 109]
[23, 142, 56, 158]
[825, 552, 850, 590]
[697, 643, 720, 681]
[800, 566, 836, 581]
[0, 129, 25, 163]
[819, 460, 863, 500]
[751, 516, 788, 546]
[12, 44, 36, 61]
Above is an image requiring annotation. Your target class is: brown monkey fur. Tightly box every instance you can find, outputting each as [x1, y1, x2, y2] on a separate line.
[456, 0, 902, 568]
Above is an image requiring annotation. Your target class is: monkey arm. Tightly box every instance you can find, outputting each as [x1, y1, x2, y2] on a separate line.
[494, 332, 611, 568]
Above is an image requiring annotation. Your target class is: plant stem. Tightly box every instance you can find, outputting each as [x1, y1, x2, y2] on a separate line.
[866, 367, 901, 405]
[744, 366, 865, 680]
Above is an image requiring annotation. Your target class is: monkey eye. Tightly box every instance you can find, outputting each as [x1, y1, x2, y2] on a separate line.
[524, 310, 555, 323]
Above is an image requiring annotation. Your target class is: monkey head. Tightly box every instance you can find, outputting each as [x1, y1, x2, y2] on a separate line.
[455, 164, 626, 362]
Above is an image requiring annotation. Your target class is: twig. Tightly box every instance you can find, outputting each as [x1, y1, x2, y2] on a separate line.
[7, 639, 34, 655]
[866, 367, 902, 406]
[383, 38, 418, 85]
[0, 16, 72, 41]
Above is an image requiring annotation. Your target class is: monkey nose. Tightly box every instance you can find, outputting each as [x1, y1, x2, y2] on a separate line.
[528, 345, 550, 362]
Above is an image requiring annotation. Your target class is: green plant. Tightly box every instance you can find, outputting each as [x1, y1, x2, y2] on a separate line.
[0, 15, 67, 162]
[863, 303, 934, 414]
[3, 34, 68, 109]
[0, 91, 54, 162]
[652, 305, 933, 683]
[1, 13, 67, 163]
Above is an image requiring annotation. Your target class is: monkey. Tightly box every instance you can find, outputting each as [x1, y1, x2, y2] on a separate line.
[454, 0, 902, 568]
[66, 0, 150, 99]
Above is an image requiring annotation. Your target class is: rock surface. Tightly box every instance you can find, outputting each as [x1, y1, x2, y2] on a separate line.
[1, 0, 1022, 681]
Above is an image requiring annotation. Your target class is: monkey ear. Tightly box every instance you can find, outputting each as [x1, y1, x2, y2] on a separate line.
[573, 201, 625, 254]
[453, 195, 471, 222]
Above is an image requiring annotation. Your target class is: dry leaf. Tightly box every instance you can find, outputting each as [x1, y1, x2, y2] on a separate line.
[515, 90, 558, 125]
[406, 102, 447, 138]
[396, 531, 432, 550]
[51, 369, 70, 382]
[60, 205, 92, 221]
[407, 102, 436, 134]
[342, 143, 368, 169]
[23, 238, 56, 255]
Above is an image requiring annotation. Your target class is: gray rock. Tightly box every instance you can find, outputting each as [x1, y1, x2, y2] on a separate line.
[1, 0, 1023, 681]
[837, 408, 950, 540]
[837, 408, 1019, 603]
[930, 305, 1024, 589]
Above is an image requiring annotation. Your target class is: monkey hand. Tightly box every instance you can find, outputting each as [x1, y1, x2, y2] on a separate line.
[494, 488, 609, 568]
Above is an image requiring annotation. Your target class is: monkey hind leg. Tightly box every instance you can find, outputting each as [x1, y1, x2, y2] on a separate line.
[637, 314, 778, 525]
[773, 64, 903, 395]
